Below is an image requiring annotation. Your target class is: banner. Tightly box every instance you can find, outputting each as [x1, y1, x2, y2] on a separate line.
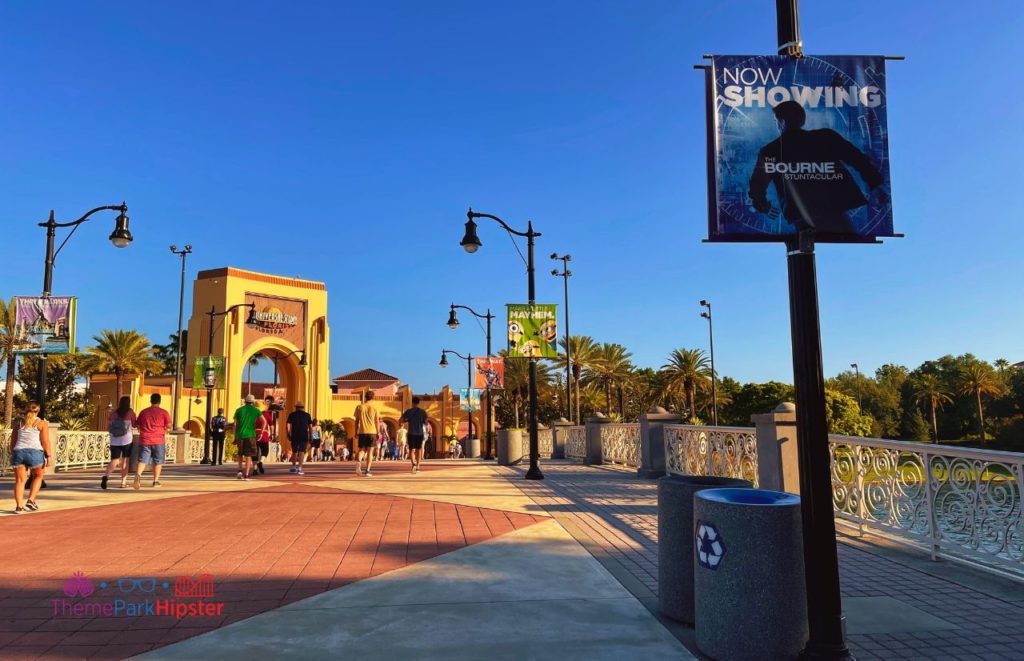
[705, 55, 895, 242]
[506, 304, 558, 358]
[263, 387, 287, 411]
[12, 296, 77, 355]
[474, 356, 505, 389]
[193, 355, 225, 390]
[459, 388, 482, 412]
[243, 293, 306, 352]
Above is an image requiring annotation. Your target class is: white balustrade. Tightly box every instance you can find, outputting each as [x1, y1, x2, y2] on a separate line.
[600, 423, 642, 467]
[565, 426, 587, 461]
[664, 425, 759, 486]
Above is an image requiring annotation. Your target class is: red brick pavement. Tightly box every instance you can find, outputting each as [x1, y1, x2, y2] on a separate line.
[0, 468, 544, 660]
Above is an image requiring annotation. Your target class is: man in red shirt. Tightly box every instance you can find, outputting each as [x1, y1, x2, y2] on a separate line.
[134, 393, 172, 489]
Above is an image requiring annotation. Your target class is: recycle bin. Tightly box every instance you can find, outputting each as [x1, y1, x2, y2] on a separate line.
[496, 429, 523, 466]
[693, 488, 807, 661]
[657, 475, 752, 624]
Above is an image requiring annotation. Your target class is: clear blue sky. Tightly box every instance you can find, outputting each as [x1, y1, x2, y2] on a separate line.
[2, 1, 1022, 393]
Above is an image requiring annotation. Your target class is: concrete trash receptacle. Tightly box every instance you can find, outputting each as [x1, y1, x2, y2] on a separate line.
[658, 475, 752, 624]
[496, 429, 523, 466]
[464, 436, 481, 458]
[693, 488, 807, 661]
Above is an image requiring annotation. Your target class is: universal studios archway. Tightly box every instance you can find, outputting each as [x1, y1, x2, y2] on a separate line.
[182, 267, 330, 452]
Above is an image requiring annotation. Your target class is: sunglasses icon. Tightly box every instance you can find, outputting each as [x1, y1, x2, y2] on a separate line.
[117, 578, 158, 593]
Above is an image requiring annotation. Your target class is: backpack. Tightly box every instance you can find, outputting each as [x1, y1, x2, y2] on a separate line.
[109, 415, 132, 438]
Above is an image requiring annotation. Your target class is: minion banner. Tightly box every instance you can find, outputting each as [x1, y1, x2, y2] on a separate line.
[506, 304, 558, 359]
[474, 356, 505, 389]
[705, 55, 896, 242]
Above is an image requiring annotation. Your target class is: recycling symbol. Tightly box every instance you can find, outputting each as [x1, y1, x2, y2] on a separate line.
[695, 520, 726, 570]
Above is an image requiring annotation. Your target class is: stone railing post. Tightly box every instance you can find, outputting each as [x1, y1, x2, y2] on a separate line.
[751, 402, 800, 494]
[550, 417, 571, 459]
[638, 407, 682, 479]
[585, 413, 611, 465]
[44, 424, 61, 475]
[172, 430, 189, 464]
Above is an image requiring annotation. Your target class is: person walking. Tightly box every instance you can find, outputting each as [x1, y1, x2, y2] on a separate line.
[354, 391, 381, 477]
[134, 393, 171, 489]
[233, 394, 261, 480]
[102, 396, 136, 489]
[287, 402, 313, 475]
[396, 423, 408, 461]
[400, 396, 428, 474]
[309, 419, 323, 462]
[254, 397, 274, 475]
[10, 401, 52, 513]
[210, 408, 228, 466]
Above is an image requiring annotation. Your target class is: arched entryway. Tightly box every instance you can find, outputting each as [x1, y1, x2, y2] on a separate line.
[236, 341, 307, 458]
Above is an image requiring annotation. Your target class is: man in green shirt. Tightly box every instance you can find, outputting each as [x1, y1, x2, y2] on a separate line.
[233, 394, 262, 480]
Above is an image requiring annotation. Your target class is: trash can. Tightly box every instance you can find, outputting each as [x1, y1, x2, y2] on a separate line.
[693, 488, 807, 661]
[496, 429, 523, 466]
[464, 436, 481, 458]
[658, 475, 752, 624]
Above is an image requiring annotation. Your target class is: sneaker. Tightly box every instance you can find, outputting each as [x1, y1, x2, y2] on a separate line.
[236, 472, 243, 480]
[258, 463, 265, 475]
[243, 476, 250, 481]
[133, 475, 141, 490]
[364, 471, 372, 477]
[288, 466, 298, 474]
[25, 500, 39, 511]
[13, 507, 24, 514]
[101, 476, 108, 490]
[296, 468, 304, 476]
[120, 478, 128, 489]
[152, 481, 162, 488]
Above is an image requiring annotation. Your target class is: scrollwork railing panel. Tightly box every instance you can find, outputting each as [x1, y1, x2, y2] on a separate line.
[565, 426, 586, 461]
[600, 423, 641, 467]
[0, 430, 11, 476]
[663, 425, 758, 486]
[53, 431, 111, 471]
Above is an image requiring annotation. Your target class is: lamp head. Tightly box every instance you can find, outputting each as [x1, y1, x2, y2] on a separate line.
[440, 352, 449, 367]
[460, 218, 481, 253]
[447, 307, 459, 329]
[551, 269, 559, 276]
[298, 351, 307, 367]
[170, 244, 177, 252]
[700, 312, 710, 320]
[564, 254, 571, 262]
[850, 363, 858, 369]
[184, 244, 192, 252]
[109, 204, 133, 248]
[550, 252, 558, 260]
[245, 304, 257, 325]
[699, 299, 709, 307]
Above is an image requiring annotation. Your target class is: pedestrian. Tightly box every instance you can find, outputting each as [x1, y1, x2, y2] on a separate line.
[287, 402, 313, 475]
[399, 396, 428, 474]
[134, 393, 171, 489]
[102, 396, 136, 489]
[354, 391, 381, 477]
[340, 445, 350, 462]
[309, 419, 323, 462]
[396, 423, 407, 461]
[376, 418, 390, 461]
[10, 401, 52, 513]
[210, 408, 228, 466]
[255, 397, 274, 475]
[233, 394, 261, 480]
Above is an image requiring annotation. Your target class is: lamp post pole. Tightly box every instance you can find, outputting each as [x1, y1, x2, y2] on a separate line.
[35, 203, 132, 419]
[440, 349, 473, 442]
[203, 302, 256, 465]
[461, 209, 543, 480]
[448, 304, 494, 458]
[700, 300, 718, 426]
[551, 253, 572, 423]
[850, 363, 861, 410]
[170, 245, 192, 430]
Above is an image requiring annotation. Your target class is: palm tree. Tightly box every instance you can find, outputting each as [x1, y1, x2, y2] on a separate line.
[501, 351, 553, 428]
[558, 335, 599, 424]
[912, 373, 953, 444]
[0, 298, 18, 428]
[589, 343, 633, 415]
[660, 348, 711, 422]
[83, 330, 163, 402]
[957, 361, 1005, 443]
[246, 352, 265, 395]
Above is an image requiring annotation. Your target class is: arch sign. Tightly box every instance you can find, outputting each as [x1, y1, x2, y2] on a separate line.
[244, 293, 306, 350]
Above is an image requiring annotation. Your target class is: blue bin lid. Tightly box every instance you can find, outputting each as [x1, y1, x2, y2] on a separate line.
[696, 488, 799, 506]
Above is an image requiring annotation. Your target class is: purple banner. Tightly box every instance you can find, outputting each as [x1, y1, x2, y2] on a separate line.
[13, 296, 77, 355]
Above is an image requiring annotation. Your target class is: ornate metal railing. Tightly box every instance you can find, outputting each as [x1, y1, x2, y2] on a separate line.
[53, 431, 112, 471]
[187, 436, 206, 463]
[521, 428, 554, 458]
[663, 425, 759, 486]
[0, 430, 11, 476]
[565, 426, 587, 461]
[829, 435, 1023, 573]
[600, 423, 642, 467]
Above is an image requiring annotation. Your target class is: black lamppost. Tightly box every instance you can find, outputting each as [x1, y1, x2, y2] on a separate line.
[850, 363, 861, 410]
[700, 299, 718, 426]
[36, 203, 132, 419]
[448, 304, 494, 458]
[203, 302, 257, 464]
[550, 253, 572, 423]
[461, 208, 544, 480]
[170, 244, 192, 430]
[440, 349, 474, 442]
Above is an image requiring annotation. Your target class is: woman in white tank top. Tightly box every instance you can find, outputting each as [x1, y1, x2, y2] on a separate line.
[11, 401, 52, 514]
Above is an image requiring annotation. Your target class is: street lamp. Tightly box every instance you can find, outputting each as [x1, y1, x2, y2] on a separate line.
[170, 244, 193, 430]
[447, 304, 495, 459]
[440, 349, 474, 442]
[35, 203, 132, 419]
[202, 302, 257, 464]
[551, 253, 572, 423]
[850, 363, 861, 410]
[700, 300, 718, 426]
[461, 208, 544, 481]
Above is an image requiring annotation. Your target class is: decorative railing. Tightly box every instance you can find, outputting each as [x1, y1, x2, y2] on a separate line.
[164, 433, 179, 464]
[565, 426, 587, 461]
[187, 436, 206, 463]
[0, 430, 11, 476]
[521, 428, 555, 459]
[829, 435, 1023, 574]
[600, 423, 642, 467]
[53, 431, 112, 471]
[664, 425, 759, 486]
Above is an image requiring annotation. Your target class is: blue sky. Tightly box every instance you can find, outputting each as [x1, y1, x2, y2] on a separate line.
[2, 1, 1022, 393]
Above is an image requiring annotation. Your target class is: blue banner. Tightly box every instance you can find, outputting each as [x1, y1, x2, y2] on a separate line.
[706, 55, 895, 242]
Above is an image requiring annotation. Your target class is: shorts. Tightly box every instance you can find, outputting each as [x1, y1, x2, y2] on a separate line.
[310, 439, 322, 449]
[357, 434, 375, 449]
[238, 438, 259, 458]
[110, 444, 133, 460]
[12, 448, 45, 469]
[407, 435, 424, 450]
[138, 444, 166, 465]
[292, 440, 308, 454]
[257, 441, 270, 458]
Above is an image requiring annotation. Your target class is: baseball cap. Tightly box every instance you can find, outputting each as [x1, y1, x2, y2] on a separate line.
[245, 394, 256, 403]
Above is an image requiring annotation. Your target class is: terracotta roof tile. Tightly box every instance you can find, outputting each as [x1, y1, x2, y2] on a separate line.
[333, 368, 400, 383]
